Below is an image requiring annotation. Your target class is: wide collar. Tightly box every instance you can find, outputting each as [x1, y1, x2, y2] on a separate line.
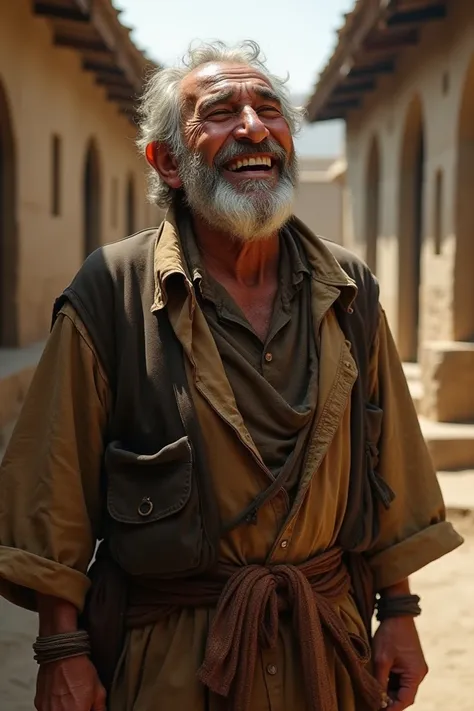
[151, 207, 357, 313]
[288, 216, 357, 312]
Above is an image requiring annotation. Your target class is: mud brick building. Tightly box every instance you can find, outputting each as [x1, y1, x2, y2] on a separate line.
[307, 0, 474, 470]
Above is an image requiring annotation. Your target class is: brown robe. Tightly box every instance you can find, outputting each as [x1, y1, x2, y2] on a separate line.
[0, 213, 463, 710]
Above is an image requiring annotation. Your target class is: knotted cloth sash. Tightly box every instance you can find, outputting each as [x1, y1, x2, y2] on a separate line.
[126, 547, 385, 711]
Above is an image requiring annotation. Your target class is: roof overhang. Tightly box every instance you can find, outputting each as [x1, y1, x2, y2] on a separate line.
[306, 0, 447, 122]
[33, 0, 157, 123]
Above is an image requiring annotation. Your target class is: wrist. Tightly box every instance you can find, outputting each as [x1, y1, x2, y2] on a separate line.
[379, 577, 411, 598]
[37, 594, 78, 636]
[375, 592, 421, 623]
[33, 630, 91, 665]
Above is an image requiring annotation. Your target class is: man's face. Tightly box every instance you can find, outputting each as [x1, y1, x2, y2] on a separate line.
[176, 62, 298, 241]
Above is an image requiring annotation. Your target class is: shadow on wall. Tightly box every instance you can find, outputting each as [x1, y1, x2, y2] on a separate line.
[293, 157, 344, 243]
[0, 77, 18, 347]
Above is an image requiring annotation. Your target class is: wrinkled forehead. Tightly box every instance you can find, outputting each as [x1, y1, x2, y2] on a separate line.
[180, 62, 275, 110]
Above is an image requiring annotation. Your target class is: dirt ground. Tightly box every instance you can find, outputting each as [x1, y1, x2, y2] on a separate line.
[0, 514, 472, 711]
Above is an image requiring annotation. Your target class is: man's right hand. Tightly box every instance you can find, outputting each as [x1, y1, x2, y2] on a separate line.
[34, 655, 107, 711]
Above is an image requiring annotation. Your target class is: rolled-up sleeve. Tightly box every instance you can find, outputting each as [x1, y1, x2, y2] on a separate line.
[366, 307, 463, 590]
[0, 304, 109, 612]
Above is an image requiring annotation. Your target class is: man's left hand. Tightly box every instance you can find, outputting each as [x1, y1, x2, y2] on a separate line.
[372, 616, 428, 711]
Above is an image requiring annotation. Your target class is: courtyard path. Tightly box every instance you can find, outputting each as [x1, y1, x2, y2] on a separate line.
[0, 514, 472, 710]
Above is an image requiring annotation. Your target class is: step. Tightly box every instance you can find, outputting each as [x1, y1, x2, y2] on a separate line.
[0, 418, 16, 461]
[0, 342, 44, 430]
[437, 470, 474, 515]
[403, 362, 421, 382]
[403, 361, 423, 413]
[420, 341, 474, 422]
[419, 417, 474, 471]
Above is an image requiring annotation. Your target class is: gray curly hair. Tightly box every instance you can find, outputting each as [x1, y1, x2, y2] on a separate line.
[136, 40, 305, 207]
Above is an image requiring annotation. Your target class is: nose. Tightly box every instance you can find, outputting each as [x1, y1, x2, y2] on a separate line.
[233, 106, 270, 143]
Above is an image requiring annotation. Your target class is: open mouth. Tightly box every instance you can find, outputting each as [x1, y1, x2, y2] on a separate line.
[224, 155, 276, 173]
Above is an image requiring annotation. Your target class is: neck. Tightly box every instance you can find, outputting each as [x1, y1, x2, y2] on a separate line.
[191, 213, 280, 287]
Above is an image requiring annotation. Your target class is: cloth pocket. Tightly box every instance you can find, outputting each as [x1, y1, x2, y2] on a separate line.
[105, 436, 204, 577]
[365, 404, 395, 509]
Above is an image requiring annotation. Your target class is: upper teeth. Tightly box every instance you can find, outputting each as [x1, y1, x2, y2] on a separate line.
[227, 157, 272, 171]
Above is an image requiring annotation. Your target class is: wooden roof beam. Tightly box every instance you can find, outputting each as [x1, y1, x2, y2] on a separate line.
[333, 79, 376, 95]
[54, 35, 110, 53]
[107, 92, 136, 105]
[307, 0, 448, 122]
[363, 28, 419, 52]
[347, 59, 396, 79]
[386, 3, 446, 27]
[34, 2, 90, 22]
[325, 98, 361, 111]
[83, 60, 125, 76]
[393, 0, 444, 7]
[74, 0, 91, 12]
[316, 114, 346, 122]
[95, 75, 131, 90]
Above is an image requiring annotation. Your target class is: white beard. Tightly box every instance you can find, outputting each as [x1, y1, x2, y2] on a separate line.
[178, 140, 299, 241]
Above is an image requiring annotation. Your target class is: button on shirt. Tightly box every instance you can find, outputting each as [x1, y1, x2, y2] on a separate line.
[183, 221, 319, 493]
[0, 208, 463, 711]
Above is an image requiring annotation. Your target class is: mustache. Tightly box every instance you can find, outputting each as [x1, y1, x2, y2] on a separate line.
[213, 139, 289, 168]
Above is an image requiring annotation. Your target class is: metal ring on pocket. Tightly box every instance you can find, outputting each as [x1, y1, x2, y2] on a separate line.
[138, 496, 154, 517]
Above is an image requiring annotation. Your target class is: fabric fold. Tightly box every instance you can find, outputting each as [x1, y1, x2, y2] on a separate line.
[126, 548, 384, 711]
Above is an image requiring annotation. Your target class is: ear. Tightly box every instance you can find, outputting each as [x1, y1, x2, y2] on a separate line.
[145, 141, 183, 190]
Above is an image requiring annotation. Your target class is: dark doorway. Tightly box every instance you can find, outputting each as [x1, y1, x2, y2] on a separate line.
[0, 79, 18, 346]
[126, 174, 136, 235]
[454, 55, 474, 341]
[83, 140, 101, 259]
[365, 136, 381, 274]
[398, 96, 425, 362]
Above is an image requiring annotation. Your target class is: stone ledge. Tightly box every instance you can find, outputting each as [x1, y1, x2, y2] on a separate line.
[420, 417, 474, 471]
[0, 343, 44, 431]
[403, 361, 423, 413]
[438, 471, 474, 515]
[420, 341, 474, 423]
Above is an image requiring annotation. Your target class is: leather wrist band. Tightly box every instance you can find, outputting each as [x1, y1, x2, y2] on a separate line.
[375, 593, 421, 622]
[33, 630, 91, 665]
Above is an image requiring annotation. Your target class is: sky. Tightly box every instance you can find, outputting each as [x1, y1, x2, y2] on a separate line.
[114, 0, 355, 95]
[113, 0, 356, 157]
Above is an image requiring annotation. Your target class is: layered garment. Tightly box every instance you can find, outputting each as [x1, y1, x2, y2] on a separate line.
[0, 211, 462, 711]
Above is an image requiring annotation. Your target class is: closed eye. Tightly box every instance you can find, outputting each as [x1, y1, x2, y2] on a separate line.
[207, 109, 234, 118]
[258, 106, 282, 116]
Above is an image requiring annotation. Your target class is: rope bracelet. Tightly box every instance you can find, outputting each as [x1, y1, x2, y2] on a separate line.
[375, 593, 422, 622]
[32, 630, 91, 665]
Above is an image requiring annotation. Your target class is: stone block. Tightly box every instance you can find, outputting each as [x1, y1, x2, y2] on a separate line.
[420, 341, 474, 423]
[0, 342, 44, 430]
[419, 417, 474, 471]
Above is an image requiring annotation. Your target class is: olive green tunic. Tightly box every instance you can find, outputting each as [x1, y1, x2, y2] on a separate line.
[0, 213, 463, 711]
[182, 216, 319, 493]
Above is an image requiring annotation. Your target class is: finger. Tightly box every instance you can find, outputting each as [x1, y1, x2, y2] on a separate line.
[389, 683, 418, 711]
[373, 656, 392, 691]
[34, 691, 47, 711]
[92, 687, 107, 711]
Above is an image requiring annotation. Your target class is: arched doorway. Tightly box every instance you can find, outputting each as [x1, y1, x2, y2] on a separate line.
[126, 174, 136, 235]
[397, 96, 425, 362]
[454, 56, 474, 341]
[365, 136, 381, 274]
[0, 79, 18, 346]
[83, 139, 101, 259]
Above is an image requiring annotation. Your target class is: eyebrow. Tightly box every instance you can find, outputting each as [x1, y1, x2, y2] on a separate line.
[197, 85, 282, 115]
[253, 86, 281, 103]
[197, 90, 234, 115]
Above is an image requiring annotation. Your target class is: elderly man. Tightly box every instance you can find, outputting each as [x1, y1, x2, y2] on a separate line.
[0, 41, 462, 711]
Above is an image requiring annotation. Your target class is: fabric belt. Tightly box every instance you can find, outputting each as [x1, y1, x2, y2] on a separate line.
[126, 547, 384, 711]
